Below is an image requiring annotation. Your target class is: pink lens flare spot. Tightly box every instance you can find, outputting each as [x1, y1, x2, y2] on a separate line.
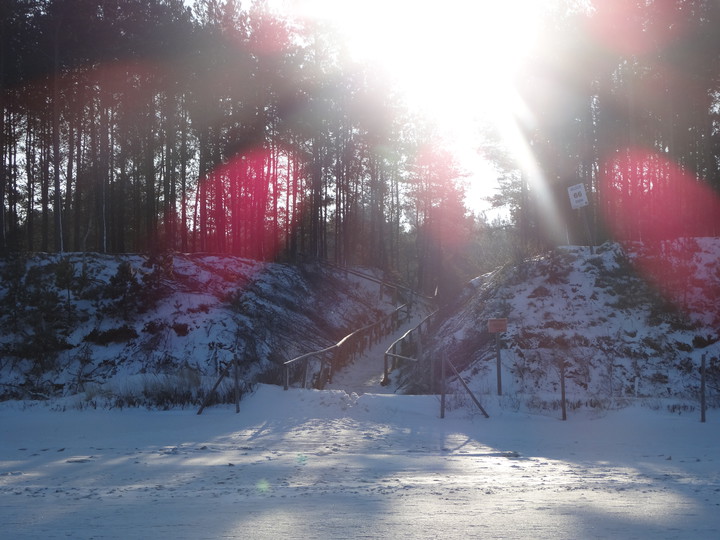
[600, 147, 720, 320]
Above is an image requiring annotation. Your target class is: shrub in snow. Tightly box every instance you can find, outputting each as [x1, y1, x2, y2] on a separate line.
[104, 261, 141, 317]
[84, 325, 138, 345]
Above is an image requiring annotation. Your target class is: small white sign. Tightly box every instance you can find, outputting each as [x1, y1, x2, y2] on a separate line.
[568, 183, 589, 209]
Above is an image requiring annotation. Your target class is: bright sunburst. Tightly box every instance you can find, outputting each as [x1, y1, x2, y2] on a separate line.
[276, 0, 546, 211]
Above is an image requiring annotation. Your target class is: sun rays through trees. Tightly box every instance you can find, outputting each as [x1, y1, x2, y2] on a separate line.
[487, 0, 720, 252]
[0, 0, 476, 294]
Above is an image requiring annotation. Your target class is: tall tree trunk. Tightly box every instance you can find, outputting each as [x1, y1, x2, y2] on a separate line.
[180, 101, 189, 252]
[163, 92, 176, 249]
[0, 3, 6, 254]
[65, 109, 73, 248]
[198, 129, 209, 252]
[270, 138, 280, 259]
[52, 23, 63, 252]
[72, 98, 83, 251]
[24, 115, 35, 250]
[144, 132, 156, 251]
[8, 127, 19, 249]
[0, 105, 5, 252]
[99, 100, 109, 253]
[40, 119, 50, 252]
[212, 126, 224, 253]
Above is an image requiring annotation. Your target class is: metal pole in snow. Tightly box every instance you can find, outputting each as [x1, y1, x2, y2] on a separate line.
[440, 354, 446, 419]
[582, 208, 595, 255]
[234, 356, 240, 413]
[382, 354, 389, 386]
[701, 353, 706, 423]
[496, 333, 502, 396]
[560, 362, 567, 421]
[233, 333, 241, 413]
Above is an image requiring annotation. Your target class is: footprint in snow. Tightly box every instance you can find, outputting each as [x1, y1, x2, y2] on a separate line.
[66, 456, 95, 463]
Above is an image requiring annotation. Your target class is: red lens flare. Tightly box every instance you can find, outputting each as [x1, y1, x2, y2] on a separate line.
[195, 145, 301, 260]
[600, 147, 720, 321]
[586, 0, 687, 57]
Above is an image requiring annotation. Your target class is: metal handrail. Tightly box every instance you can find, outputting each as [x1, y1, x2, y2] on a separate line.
[283, 303, 409, 390]
[382, 308, 439, 385]
[320, 261, 437, 303]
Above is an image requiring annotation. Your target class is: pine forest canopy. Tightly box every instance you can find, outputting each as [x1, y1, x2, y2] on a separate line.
[0, 0, 474, 295]
[2, 0, 720, 295]
[488, 0, 720, 250]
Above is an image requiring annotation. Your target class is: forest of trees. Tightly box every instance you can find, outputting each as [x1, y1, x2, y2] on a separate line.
[3, 0, 720, 295]
[489, 0, 720, 250]
[0, 0, 474, 295]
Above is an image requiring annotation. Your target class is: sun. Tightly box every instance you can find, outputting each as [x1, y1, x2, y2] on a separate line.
[280, 0, 541, 126]
[275, 0, 547, 211]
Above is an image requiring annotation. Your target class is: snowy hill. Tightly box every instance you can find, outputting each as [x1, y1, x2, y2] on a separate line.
[423, 239, 720, 413]
[0, 252, 402, 405]
[3, 239, 720, 415]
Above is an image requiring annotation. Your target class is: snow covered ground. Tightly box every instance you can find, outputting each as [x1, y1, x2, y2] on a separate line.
[2, 244, 720, 538]
[429, 241, 720, 409]
[0, 253, 405, 404]
[2, 384, 718, 539]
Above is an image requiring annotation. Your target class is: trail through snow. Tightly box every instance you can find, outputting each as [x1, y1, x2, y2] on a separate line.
[325, 309, 429, 395]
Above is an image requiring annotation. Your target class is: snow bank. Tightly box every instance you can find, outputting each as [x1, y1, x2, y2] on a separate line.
[424, 240, 720, 412]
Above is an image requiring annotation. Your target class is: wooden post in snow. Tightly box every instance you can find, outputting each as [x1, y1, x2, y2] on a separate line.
[198, 363, 230, 415]
[446, 358, 489, 418]
[488, 319, 507, 396]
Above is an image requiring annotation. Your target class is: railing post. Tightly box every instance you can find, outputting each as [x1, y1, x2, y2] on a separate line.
[560, 361, 567, 421]
[331, 347, 342, 383]
[496, 333, 502, 396]
[430, 354, 435, 393]
[701, 353, 706, 423]
[440, 354, 446, 419]
[284, 364, 289, 390]
[234, 356, 240, 413]
[382, 353, 390, 386]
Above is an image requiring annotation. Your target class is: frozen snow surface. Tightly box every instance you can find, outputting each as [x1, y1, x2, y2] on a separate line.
[429, 240, 720, 409]
[1, 385, 719, 539]
[3, 240, 720, 538]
